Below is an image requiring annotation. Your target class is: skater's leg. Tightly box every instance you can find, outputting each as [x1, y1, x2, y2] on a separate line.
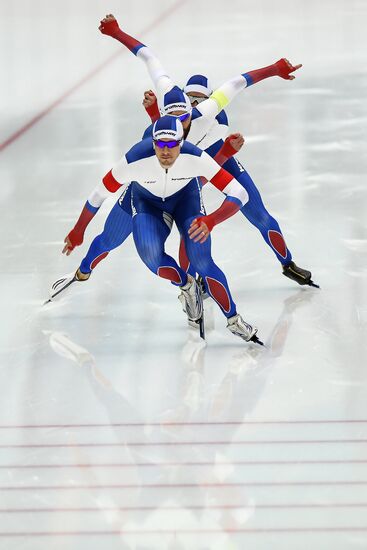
[79, 189, 133, 275]
[133, 210, 203, 321]
[173, 181, 237, 318]
[133, 211, 188, 286]
[183, 224, 237, 318]
[223, 156, 292, 265]
[178, 237, 196, 277]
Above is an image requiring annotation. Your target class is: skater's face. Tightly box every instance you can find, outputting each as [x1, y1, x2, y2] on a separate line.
[170, 109, 192, 137]
[154, 138, 181, 168]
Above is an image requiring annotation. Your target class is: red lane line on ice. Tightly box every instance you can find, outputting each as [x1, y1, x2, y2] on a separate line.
[0, 0, 186, 153]
[1, 481, 367, 491]
[0, 419, 366, 428]
[1, 459, 367, 469]
[1, 528, 367, 536]
[1, 439, 367, 449]
[2, 503, 367, 513]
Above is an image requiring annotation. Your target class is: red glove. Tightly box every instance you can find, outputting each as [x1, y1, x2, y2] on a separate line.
[188, 199, 242, 243]
[63, 228, 84, 254]
[247, 58, 302, 84]
[62, 204, 96, 255]
[194, 214, 216, 233]
[215, 134, 244, 164]
[143, 90, 160, 123]
[98, 14, 145, 54]
[274, 58, 302, 80]
[99, 14, 121, 37]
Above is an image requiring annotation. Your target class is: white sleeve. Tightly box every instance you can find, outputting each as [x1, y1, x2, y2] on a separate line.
[198, 151, 225, 182]
[111, 156, 132, 184]
[204, 120, 229, 145]
[198, 152, 249, 206]
[198, 75, 248, 116]
[196, 97, 221, 119]
[136, 47, 174, 101]
[87, 157, 131, 209]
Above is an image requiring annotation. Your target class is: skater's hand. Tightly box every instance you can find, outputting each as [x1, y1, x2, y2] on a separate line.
[143, 90, 157, 109]
[62, 229, 83, 255]
[188, 219, 211, 244]
[99, 14, 120, 36]
[226, 133, 244, 152]
[275, 58, 302, 80]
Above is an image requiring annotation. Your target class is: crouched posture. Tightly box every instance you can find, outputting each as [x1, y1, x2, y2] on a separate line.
[57, 116, 261, 343]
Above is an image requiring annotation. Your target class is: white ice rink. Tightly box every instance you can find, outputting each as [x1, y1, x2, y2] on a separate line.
[1, 0, 367, 548]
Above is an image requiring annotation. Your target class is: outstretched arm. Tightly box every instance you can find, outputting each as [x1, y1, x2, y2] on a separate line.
[99, 15, 174, 100]
[178, 133, 243, 262]
[198, 58, 302, 119]
[188, 153, 249, 243]
[62, 165, 128, 255]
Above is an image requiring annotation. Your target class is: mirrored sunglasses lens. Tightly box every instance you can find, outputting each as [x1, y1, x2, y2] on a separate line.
[187, 95, 207, 105]
[155, 140, 179, 149]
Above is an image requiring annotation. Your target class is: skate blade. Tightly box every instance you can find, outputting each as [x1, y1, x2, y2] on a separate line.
[44, 274, 78, 305]
[190, 315, 205, 340]
[250, 334, 265, 347]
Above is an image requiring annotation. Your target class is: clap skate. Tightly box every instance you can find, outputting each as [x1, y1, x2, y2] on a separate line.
[282, 261, 319, 288]
[195, 275, 209, 299]
[179, 275, 205, 339]
[227, 314, 264, 346]
[44, 268, 90, 304]
[179, 274, 208, 314]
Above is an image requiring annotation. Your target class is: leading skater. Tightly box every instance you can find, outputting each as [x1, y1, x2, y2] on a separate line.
[56, 115, 263, 344]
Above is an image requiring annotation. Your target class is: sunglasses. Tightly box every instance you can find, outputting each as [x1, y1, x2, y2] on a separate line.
[186, 94, 208, 105]
[154, 139, 181, 149]
[177, 112, 191, 122]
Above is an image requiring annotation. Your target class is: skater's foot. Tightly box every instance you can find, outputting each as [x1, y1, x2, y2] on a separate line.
[227, 314, 264, 346]
[179, 275, 203, 322]
[46, 268, 91, 303]
[283, 261, 319, 288]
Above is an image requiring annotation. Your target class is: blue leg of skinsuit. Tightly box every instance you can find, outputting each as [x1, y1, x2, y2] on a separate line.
[79, 186, 135, 274]
[222, 156, 292, 266]
[173, 180, 237, 319]
[132, 187, 189, 287]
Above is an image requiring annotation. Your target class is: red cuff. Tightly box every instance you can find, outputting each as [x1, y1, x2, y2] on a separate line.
[103, 170, 121, 192]
[246, 63, 277, 84]
[145, 101, 160, 123]
[211, 168, 234, 191]
[220, 139, 237, 158]
[69, 204, 96, 248]
[214, 139, 237, 166]
[196, 199, 241, 232]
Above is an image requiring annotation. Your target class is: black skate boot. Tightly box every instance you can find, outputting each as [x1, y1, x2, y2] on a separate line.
[282, 261, 319, 288]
